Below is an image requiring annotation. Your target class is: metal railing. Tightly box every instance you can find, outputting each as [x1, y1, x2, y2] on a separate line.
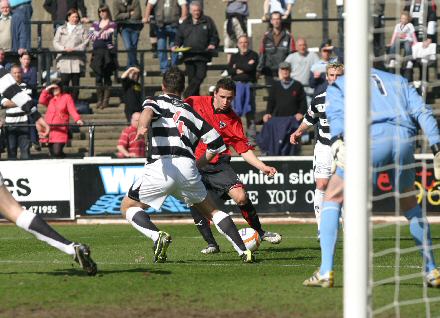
[2, 122, 128, 157]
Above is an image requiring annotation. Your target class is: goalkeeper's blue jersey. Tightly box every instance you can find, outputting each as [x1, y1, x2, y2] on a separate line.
[326, 68, 440, 146]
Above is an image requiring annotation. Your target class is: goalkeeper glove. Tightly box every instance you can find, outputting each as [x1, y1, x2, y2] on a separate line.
[431, 143, 440, 180]
[331, 136, 345, 174]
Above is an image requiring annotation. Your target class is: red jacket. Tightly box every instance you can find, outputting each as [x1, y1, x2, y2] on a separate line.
[184, 96, 253, 163]
[39, 89, 81, 143]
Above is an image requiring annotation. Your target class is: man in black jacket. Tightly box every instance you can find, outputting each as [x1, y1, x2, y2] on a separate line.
[43, 0, 89, 32]
[263, 61, 307, 123]
[257, 11, 295, 89]
[174, 0, 219, 98]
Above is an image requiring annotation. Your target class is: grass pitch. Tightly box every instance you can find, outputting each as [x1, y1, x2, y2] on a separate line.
[1, 223, 440, 318]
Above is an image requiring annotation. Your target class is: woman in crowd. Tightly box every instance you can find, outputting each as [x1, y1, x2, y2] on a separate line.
[38, 79, 84, 158]
[19, 51, 37, 92]
[89, 4, 118, 109]
[53, 8, 89, 103]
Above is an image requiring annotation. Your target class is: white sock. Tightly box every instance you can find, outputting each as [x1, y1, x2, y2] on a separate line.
[212, 211, 244, 255]
[16, 210, 75, 256]
[314, 189, 325, 231]
[126, 207, 159, 242]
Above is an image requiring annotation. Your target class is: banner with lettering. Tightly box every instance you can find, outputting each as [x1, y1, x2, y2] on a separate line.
[73, 159, 315, 216]
[1, 161, 73, 220]
[72, 156, 440, 217]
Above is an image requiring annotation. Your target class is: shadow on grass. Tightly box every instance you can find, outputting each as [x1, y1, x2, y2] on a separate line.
[377, 281, 425, 287]
[260, 246, 322, 253]
[0, 267, 172, 276]
[170, 258, 263, 264]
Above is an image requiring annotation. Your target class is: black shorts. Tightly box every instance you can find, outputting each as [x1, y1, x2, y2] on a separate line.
[127, 183, 141, 202]
[200, 158, 243, 201]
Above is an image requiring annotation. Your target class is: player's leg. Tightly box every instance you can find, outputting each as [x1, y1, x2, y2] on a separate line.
[0, 184, 97, 275]
[189, 205, 220, 254]
[177, 157, 253, 262]
[228, 186, 281, 244]
[192, 163, 245, 252]
[314, 179, 328, 238]
[121, 195, 171, 263]
[400, 189, 438, 282]
[189, 169, 222, 253]
[303, 170, 343, 288]
[193, 196, 253, 262]
[121, 195, 160, 242]
[396, 139, 439, 286]
[319, 172, 343, 274]
[313, 142, 333, 240]
[121, 163, 173, 263]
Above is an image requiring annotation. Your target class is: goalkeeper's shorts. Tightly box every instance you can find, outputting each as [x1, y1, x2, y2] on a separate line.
[371, 123, 415, 193]
[336, 123, 415, 193]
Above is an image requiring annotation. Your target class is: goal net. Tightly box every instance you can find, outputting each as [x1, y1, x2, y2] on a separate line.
[346, 0, 440, 317]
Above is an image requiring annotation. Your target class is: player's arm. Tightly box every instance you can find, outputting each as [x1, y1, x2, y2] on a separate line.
[325, 82, 345, 139]
[241, 150, 277, 176]
[135, 107, 155, 142]
[196, 129, 226, 169]
[291, 102, 317, 144]
[326, 82, 345, 169]
[406, 80, 440, 147]
[196, 116, 227, 168]
[290, 122, 311, 145]
[405, 80, 440, 178]
[196, 151, 216, 169]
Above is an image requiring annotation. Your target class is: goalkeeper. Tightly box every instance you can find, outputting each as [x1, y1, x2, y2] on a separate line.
[304, 68, 440, 288]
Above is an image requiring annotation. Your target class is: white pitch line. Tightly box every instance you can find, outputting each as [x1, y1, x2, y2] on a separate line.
[0, 235, 430, 241]
[0, 259, 424, 270]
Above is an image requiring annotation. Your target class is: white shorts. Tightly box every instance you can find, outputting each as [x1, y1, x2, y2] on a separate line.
[129, 157, 207, 210]
[313, 142, 333, 180]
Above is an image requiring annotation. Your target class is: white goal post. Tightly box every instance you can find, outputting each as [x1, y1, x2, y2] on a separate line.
[344, 0, 370, 317]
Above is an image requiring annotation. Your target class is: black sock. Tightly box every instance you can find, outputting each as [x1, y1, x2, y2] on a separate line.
[213, 211, 246, 252]
[29, 214, 72, 245]
[239, 200, 264, 237]
[132, 211, 159, 232]
[16, 210, 75, 255]
[190, 207, 218, 246]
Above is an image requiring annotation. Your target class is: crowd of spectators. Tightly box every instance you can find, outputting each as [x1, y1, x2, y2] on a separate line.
[375, 1, 438, 81]
[0, 0, 437, 160]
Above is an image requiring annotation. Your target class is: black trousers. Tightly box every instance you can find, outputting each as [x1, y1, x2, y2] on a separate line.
[6, 126, 30, 159]
[60, 73, 80, 101]
[183, 61, 207, 98]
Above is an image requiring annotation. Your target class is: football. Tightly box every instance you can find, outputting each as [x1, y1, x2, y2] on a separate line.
[239, 228, 261, 252]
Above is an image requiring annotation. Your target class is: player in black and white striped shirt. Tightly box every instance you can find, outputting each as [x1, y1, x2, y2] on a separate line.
[290, 63, 344, 239]
[141, 93, 225, 162]
[121, 67, 255, 263]
[0, 67, 97, 275]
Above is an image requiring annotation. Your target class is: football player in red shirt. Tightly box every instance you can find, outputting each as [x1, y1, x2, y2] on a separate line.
[185, 78, 282, 254]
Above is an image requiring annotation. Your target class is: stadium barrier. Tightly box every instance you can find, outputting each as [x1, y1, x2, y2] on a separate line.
[0, 155, 439, 221]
